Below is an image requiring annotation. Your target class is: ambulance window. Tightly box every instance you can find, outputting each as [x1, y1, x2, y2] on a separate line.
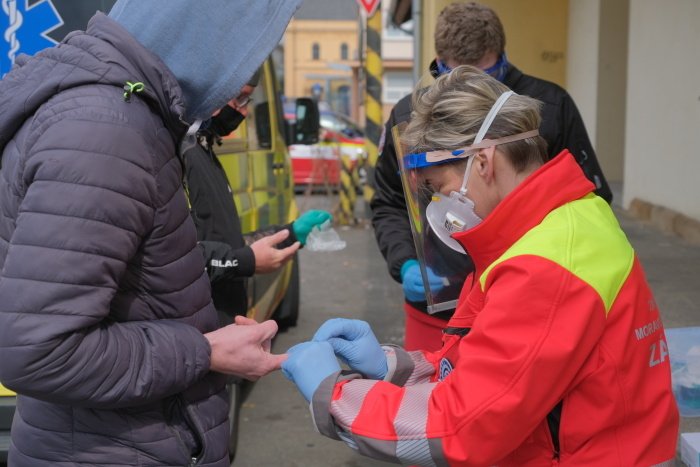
[268, 58, 288, 135]
[248, 78, 272, 150]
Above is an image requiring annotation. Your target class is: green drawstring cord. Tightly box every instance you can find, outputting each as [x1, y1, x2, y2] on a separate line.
[123, 81, 145, 102]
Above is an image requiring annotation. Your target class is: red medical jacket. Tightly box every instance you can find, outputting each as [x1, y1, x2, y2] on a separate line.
[310, 152, 679, 466]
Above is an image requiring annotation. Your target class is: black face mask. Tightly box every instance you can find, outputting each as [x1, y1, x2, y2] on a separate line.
[207, 105, 245, 137]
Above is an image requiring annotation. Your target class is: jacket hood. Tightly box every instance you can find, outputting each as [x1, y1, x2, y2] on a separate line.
[108, 0, 303, 122]
[0, 13, 187, 157]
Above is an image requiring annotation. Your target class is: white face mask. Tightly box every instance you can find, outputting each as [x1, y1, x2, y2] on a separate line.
[425, 155, 481, 253]
[424, 91, 538, 253]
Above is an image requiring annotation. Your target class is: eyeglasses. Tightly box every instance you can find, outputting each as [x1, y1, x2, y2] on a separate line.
[233, 95, 253, 109]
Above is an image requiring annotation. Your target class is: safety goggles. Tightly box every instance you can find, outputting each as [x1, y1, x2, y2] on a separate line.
[233, 94, 253, 109]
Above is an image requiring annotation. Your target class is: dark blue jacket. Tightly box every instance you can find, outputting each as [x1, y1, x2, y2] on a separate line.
[0, 13, 228, 466]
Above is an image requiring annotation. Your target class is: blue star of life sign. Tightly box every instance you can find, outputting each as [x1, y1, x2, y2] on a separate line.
[2, 0, 63, 75]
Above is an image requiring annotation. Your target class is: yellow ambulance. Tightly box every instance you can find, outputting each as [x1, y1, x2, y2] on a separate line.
[191, 57, 319, 461]
[216, 58, 318, 328]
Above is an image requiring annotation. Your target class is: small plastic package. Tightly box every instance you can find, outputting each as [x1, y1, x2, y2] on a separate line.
[305, 220, 346, 252]
[681, 432, 700, 467]
[666, 327, 700, 417]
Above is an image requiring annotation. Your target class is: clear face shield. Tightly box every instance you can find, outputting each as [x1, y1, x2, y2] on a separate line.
[394, 91, 538, 313]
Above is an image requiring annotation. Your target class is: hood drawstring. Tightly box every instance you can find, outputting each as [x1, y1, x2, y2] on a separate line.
[123, 81, 145, 102]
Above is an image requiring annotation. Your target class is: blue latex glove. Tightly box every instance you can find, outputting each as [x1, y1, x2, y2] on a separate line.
[313, 318, 387, 380]
[292, 210, 332, 245]
[400, 259, 445, 302]
[282, 341, 340, 402]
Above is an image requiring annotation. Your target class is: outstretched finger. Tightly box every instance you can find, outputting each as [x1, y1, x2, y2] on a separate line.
[266, 352, 287, 371]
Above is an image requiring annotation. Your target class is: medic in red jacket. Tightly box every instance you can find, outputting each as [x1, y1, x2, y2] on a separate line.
[282, 67, 679, 467]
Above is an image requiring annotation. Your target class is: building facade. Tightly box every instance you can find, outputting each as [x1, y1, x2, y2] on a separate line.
[379, 0, 414, 121]
[284, 0, 360, 118]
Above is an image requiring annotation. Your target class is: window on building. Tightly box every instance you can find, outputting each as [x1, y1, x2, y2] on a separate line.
[312, 43, 320, 60]
[340, 43, 349, 60]
[384, 18, 413, 39]
[383, 70, 414, 104]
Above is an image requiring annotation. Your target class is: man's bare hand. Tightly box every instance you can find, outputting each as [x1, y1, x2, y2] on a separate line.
[234, 315, 258, 326]
[234, 315, 278, 352]
[205, 319, 286, 380]
[250, 229, 300, 274]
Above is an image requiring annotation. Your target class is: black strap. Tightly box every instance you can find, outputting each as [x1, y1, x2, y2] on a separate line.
[546, 400, 563, 459]
[443, 326, 470, 337]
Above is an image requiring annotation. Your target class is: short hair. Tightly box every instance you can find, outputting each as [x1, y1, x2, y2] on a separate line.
[404, 65, 547, 173]
[434, 2, 506, 65]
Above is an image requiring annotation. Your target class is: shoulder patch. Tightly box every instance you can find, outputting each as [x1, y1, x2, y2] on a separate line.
[438, 357, 453, 381]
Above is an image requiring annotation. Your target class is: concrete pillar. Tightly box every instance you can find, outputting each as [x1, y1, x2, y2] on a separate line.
[567, 0, 628, 183]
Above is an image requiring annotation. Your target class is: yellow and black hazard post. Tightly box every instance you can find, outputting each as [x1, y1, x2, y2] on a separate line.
[337, 152, 357, 225]
[362, 7, 383, 214]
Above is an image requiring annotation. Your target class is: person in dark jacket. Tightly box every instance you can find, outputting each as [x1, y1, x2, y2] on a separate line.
[183, 69, 331, 321]
[371, 1, 613, 352]
[0, 0, 302, 466]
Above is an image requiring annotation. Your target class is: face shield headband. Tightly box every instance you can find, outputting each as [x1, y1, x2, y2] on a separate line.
[402, 91, 539, 173]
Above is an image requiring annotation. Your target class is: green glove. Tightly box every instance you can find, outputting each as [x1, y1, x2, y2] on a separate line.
[292, 210, 332, 245]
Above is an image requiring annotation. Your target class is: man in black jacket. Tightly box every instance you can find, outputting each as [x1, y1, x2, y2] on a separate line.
[183, 69, 331, 324]
[371, 1, 612, 351]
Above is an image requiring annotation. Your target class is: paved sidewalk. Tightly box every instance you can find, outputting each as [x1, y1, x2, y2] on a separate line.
[616, 207, 700, 458]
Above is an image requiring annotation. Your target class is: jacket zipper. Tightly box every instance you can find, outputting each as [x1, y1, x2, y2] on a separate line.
[546, 400, 563, 464]
[170, 397, 204, 466]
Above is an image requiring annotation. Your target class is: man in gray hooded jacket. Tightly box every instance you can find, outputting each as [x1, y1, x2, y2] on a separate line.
[0, 0, 302, 465]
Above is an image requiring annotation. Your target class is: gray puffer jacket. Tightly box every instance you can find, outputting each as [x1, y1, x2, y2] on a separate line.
[0, 14, 228, 466]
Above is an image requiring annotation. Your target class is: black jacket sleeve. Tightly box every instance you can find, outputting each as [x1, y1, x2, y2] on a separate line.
[199, 240, 256, 282]
[557, 93, 613, 203]
[369, 95, 416, 283]
[242, 223, 297, 247]
[200, 223, 298, 283]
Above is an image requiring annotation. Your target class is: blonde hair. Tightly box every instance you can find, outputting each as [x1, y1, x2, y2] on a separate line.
[434, 2, 505, 65]
[404, 65, 547, 172]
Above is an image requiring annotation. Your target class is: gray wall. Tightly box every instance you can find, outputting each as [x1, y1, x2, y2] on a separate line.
[623, 0, 700, 219]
